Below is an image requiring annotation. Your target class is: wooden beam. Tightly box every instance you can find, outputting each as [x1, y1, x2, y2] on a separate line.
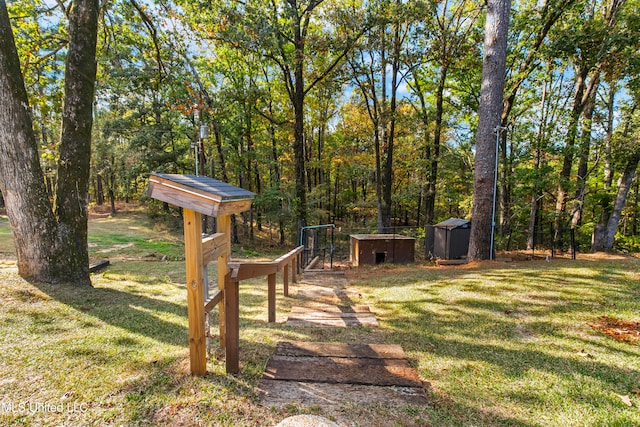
[273, 246, 304, 269]
[204, 290, 224, 313]
[283, 264, 289, 297]
[268, 273, 276, 323]
[202, 233, 227, 265]
[232, 262, 278, 281]
[89, 259, 110, 273]
[224, 272, 240, 374]
[291, 256, 297, 284]
[217, 215, 231, 348]
[183, 208, 207, 376]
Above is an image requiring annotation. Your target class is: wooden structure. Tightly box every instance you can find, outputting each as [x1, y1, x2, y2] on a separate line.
[349, 234, 415, 267]
[228, 246, 304, 323]
[259, 341, 428, 407]
[147, 174, 254, 375]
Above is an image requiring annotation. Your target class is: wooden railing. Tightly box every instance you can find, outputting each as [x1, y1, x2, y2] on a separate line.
[202, 243, 303, 374]
[228, 246, 304, 323]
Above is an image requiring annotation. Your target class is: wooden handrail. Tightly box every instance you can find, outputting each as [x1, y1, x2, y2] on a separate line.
[273, 246, 304, 269]
[229, 246, 304, 281]
[225, 246, 304, 323]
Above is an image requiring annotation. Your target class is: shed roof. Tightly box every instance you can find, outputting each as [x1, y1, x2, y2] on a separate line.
[434, 217, 471, 230]
[147, 174, 255, 217]
[350, 234, 415, 241]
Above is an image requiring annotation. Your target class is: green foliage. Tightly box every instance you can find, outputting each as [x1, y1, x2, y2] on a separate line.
[6, 0, 640, 251]
[614, 233, 640, 253]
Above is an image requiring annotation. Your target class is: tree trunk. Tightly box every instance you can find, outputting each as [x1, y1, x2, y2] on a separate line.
[597, 83, 617, 228]
[0, 1, 61, 281]
[468, 0, 511, 261]
[592, 150, 640, 252]
[96, 173, 105, 205]
[380, 20, 401, 233]
[426, 64, 447, 227]
[53, 0, 99, 285]
[553, 65, 589, 241]
[527, 70, 550, 250]
[0, 0, 98, 285]
[498, 129, 512, 237]
[109, 156, 117, 215]
[570, 81, 598, 228]
[292, 7, 307, 236]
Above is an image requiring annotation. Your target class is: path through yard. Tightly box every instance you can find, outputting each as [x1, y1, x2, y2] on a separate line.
[258, 270, 428, 408]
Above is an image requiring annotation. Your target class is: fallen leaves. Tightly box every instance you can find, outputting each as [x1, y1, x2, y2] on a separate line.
[615, 394, 633, 407]
[588, 316, 640, 345]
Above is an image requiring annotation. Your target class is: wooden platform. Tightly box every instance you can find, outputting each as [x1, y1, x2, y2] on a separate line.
[286, 304, 378, 327]
[258, 341, 428, 408]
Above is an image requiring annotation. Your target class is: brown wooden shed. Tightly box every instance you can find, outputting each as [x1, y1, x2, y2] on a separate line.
[350, 234, 415, 267]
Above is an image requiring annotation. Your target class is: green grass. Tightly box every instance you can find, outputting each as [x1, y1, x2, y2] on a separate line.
[1, 213, 639, 425]
[348, 260, 640, 426]
[0, 215, 12, 254]
[87, 213, 185, 260]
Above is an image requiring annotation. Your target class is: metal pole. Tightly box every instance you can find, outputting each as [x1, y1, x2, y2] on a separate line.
[491, 126, 507, 260]
[194, 142, 199, 176]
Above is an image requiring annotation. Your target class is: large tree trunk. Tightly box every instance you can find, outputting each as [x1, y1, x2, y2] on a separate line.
[380, 19, 402, 233]
[52, 0, 99, 285]
[0, 1, 61, 281]
[592, 150, 640, 252]
[592, 101, 638, 252]
[468, 0, 511, 261]
[0, 0, 98, 285]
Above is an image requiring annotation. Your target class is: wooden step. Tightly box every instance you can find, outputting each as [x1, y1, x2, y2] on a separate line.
[258, 341, 428, 408]
[286, 305, 378, 327]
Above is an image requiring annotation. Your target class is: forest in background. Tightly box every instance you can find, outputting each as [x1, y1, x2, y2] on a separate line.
[3, 0, 640, 253]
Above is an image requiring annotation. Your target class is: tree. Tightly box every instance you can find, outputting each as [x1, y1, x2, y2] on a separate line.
[467, 0, 511, 261]
[592, 102, 640, 251]
[199, 0, 368, 233]
[0, 0, 99, 285]
[551, 0, 626, 242]
[408, 0, 482, 226]
[497, 0, 577, 238]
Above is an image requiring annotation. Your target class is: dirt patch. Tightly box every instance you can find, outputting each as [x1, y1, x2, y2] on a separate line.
[88, 202, 144, 219]
[588, 316, 640, 345]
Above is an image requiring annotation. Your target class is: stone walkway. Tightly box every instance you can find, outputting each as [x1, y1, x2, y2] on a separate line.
[257, 270, 428, 408]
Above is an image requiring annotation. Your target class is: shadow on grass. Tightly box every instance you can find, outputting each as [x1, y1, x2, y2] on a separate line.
[32, 278, 188, 347]
[345, 260, 640, 424]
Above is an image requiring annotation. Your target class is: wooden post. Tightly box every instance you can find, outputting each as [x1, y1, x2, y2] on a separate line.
[291, 257, 297, 284]
[283, 264, 289, 297]
[217, 215, 231, 348]
[183, 208, 206, 376]
[224, 272, 239, 374]
[268, 273, 276, 323]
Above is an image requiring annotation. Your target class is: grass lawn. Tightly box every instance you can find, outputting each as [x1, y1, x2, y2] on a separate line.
[1, 212, 639, 426]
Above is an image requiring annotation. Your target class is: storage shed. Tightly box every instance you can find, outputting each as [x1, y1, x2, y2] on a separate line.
[350, 234, 415, 267]
[431, 218, 471, 260]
